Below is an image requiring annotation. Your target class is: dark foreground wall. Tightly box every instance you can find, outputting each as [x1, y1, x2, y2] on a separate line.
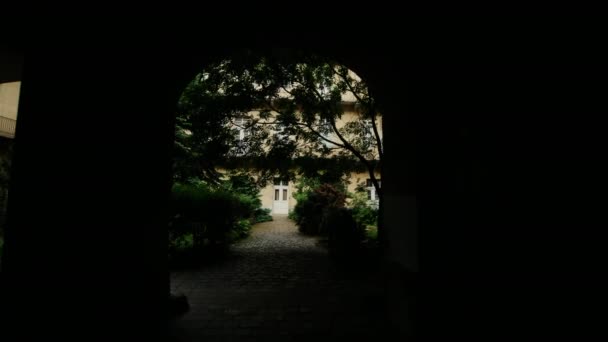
[1, 19, 607, 338]
[0, 46, 174, 338]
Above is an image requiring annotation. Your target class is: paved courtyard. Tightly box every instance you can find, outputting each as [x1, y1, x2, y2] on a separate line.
[168, 215, 399, 341]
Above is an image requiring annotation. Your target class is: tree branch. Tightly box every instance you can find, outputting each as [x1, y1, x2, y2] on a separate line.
[277, 74, 381, 195]
[303, 75, 382, 195]
[333, 67, 382, 160]
[328, 118, 381, 195]
[268, 103, 346, 148]
[369, 109, 383, 160]
[333, 67, 370, 106]
[280, 86, 296, 97]
[333, 67, 383, 187]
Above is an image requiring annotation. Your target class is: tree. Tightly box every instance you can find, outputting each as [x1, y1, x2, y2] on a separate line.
[174, 52, 386, 245]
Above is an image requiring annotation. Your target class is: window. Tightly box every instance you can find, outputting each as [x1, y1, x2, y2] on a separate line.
[273, 179, 288, 202]
[320, 119, 333, 147]
[233, 117, 251, 156]
[275, 126, 289, 141]
[363, 119, 374, 140]
[234, 117, 250, 141]
[366, 178, 381, 188]
[319, 85, 330, 97]
[273, 178, 288, 186]
[366, 178, 381, 202]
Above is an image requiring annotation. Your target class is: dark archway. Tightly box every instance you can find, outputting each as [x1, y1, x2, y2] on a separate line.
[165, 49, 415, 337]
[4, 19, 598, 338]
[0, 43, 416, 339]
[170, 46, 417, 266]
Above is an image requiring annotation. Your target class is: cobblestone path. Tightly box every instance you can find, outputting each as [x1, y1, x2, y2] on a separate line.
[168, 215, 396, 341]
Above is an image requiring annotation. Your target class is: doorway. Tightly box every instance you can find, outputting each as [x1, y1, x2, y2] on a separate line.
[272, 178, 289, 214]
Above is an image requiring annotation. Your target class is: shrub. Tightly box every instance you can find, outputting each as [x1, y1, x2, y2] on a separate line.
[253, 208, 273, 223]
[169, 232, 193, 253]
[232, 192, 260, 220]
[222, 174, 260, 198]
[168, 232, 201, 268]
[292, 176, 322, 202]
[324, 207, 365, 257]
[289, 179, 315, 223]
[222, 174, 272, 224]
[365, 226, 378, 240]
[169, 181, 259, 262]
[349, 191, 379, 228]
[293, 183, 346, 235]
[287, 209, 298, 221]
[229, 219, 252, 241]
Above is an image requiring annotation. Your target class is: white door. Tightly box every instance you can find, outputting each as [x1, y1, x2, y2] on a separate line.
[366, 178, 381, 209]
[272, 179, 289, 214]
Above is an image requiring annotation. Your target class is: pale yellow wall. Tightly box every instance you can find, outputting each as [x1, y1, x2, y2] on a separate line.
[346, 171, 382, 204]
[235, 108, 382, 159]
[212, 89, 383, 213]
[288, 180, 296, 210]
[326, 111, 383, 155]
[347, 171, 372, 194]
[243, 108, 382, 132]
[275, 69, 361, 103]
[0, 81, 21, 120]
[257, 173, 380, 213]
[260, 184, 274, 210]
[276, 89, 357, 102]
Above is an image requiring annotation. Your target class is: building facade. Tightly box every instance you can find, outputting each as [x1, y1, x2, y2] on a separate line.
[228, 99, 382, 215]
[0, 81, 20, 235]
[0, 81, 19, 139]
[259, 171, 381, 214]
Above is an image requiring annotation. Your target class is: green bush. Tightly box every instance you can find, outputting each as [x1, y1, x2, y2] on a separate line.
[170, 182, 234, 246]
[253, 208, 273, 223]
[365, 226, 378, 240]
[169, 233, 193, 253]
[229, 219, 252, 241]
[232, 192, 260, 219]
[222, 174, 272, 224]
[287, 209, 298, 221]
[324, 207, 365, 257]
[293, 183, 346, 235]
[292, 176, 322, 202]
[169, 181, 260, 263]
[349, 191, 379, 228]
[289, 176, 374, 255]
[222, 174, 260, 198]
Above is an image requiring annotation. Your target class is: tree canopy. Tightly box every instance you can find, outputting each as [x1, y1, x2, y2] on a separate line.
[173, 52, 383, 195]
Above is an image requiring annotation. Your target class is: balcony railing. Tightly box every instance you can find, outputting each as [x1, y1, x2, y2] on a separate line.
[0, 116, 16, 138]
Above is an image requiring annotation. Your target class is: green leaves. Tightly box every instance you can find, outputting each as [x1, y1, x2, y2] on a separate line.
[174, 53, 382, 189]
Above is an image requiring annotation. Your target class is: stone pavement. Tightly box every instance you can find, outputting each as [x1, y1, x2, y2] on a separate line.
[168, 215, 399, 341]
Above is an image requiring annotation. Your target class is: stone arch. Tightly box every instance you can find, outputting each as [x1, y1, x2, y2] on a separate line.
[166, 47, 416, 272]
[1, 44, 415, 339]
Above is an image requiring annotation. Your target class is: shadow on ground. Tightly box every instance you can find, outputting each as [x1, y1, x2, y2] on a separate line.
[168, 215, 405, 341]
